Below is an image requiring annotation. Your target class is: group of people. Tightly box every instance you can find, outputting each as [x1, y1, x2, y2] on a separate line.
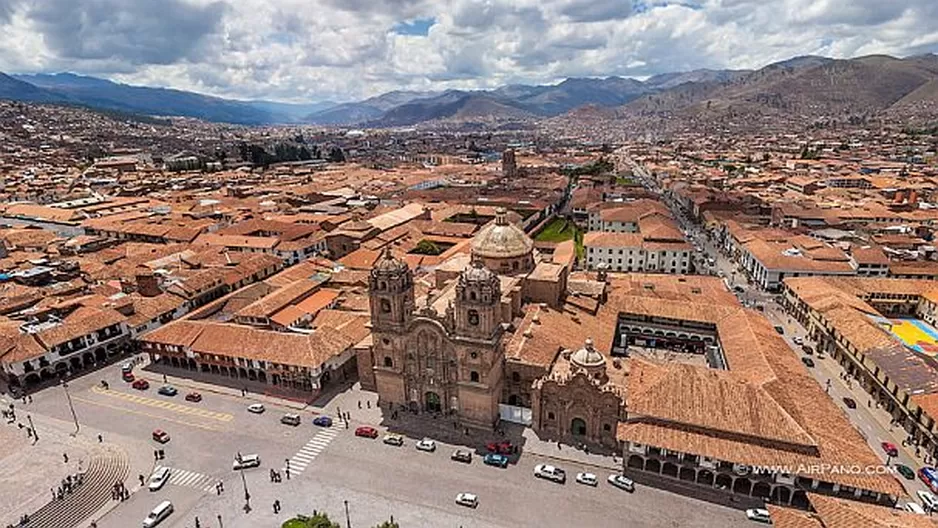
[269, 468, 286, 482]
[51, 472, 85, 500]
[111, 480, 129, 501]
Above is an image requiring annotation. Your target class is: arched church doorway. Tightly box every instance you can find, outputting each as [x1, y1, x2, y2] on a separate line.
[571, 417, 587, 436]
[425, 391, 441, 413]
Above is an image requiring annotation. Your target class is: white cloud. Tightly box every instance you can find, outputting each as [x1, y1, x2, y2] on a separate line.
[0, 0, 935, 102]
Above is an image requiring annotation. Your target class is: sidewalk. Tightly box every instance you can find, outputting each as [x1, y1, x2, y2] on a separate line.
[0, 411, 94, 526]
[520, 428, 621, 473]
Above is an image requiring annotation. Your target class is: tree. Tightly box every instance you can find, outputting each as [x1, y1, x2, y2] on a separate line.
[282, 513, 341, 528]
[374, 521, 400, 528]
[412, 240, 442, 255]
[327, 146, 346, 163]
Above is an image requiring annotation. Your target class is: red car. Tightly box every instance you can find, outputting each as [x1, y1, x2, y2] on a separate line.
[185, 392, 202, 403]
[132, 379, 150, 390]
[355, 426, 378, 438]
[486, 441, 513, 455]
[881, 441, 899, 457]
[152, 429, 171, 443]
[122, 371, 135, 382]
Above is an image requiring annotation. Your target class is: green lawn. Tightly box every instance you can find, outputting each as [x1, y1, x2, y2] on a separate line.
[615, 176, 633, 185]
[535, 217, 577, 243]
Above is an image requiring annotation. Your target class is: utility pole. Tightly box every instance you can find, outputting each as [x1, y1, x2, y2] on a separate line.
[61, 378, 80, 436]
[26, 414, 37, 442]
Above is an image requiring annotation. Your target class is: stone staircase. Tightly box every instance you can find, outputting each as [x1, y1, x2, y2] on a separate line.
[22, 445, 129, 528]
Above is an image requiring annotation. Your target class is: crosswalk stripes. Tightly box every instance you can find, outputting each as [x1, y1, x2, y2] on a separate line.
[283, 428, 339, 475]
[153, 465, 218, 493]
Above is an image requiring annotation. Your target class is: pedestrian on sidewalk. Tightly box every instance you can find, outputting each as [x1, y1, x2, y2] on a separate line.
[367, 401, 371, 409]
[63, 453, 68, 463]
[285, 468, 290, 480]
[195, 516, 201, 528]
[358, 400, 361, 409]
[139, 474, 145, 486]
[163, 374, 167, 383]
[98, 434, 103, 443]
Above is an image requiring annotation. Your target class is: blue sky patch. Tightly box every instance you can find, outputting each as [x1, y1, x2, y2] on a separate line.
[393, 17, 435, 36]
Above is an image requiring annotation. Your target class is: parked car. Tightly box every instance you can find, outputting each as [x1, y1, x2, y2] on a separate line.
[233, 453, 261, 470]
[383, 433, 404, 446]
[355, 426, 379, 439]
[881, 442, 899, 457]
[313, 416, 333, 427]
[534, 464, 566, 484]
[774, 325, 785, 335]
[450, 450, 472, 464]
[793, 336, 803, 345]
[745, 508, 771, 523]
[575, 472, 598, 486]
[905, 502, 926, 514]
[157, 385, 178, 397]
[483, 453, 509, 468]
[142, 500, 174, 528]
[607, 474, 635, 492]
[281, 414, 301, 426]
[802, 345, 814, 355]
[122, 371, 135, 382]
[895, 464, 915, 480]
[455, 492, 478, 508]
[801, 357, 815, 368]
[148, 467, 171, 491]
[151, 429, 171, 444]
[247, 403, 265, 414]
[184, 392, 202, 403]
[121, 362, 133, 374]
[843, 397, 857, 409]
[917, 489, 938, 512]
[416, 438, 436, 452]
[132, 379, 150, 390]
[486, 440, 513, 455]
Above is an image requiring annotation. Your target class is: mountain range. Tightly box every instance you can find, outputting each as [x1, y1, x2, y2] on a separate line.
[1, 54, 938, 127]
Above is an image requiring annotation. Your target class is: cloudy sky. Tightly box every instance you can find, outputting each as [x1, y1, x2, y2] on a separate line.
[0, 0, 937, 103]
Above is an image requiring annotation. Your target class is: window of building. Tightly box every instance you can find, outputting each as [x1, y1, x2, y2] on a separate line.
[548, 412, 555, 420]
[470, 371, 480, 382]
[380, 299, 391, 313]
[383, 356, 393, 368]
[382, 338, 390, 346]
[468, 309, 479, 326]
[603, 423, 611, 432]
[470, 351, 478, 359]
[511, 371, 520, 382]
[470, 291, 477, 301]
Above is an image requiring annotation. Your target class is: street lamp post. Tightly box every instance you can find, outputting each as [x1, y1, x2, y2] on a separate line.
[61, 377, 80, 436]
[238, 460, 250, 512]
[344, 500, 351, 528]
[26, 414, 37, 442]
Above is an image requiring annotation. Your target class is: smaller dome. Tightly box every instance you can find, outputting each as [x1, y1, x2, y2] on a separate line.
[570, 338, 605, 369]
[373, 247, 408, 274]
[470, 207, 534, 259]
[461, 259, 498, 283]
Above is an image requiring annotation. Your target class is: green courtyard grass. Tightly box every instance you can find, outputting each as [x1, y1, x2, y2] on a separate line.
[535, 217, 577, 243]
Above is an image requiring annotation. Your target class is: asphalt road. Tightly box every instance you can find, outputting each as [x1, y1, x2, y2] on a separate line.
[21, 361, 753, 528]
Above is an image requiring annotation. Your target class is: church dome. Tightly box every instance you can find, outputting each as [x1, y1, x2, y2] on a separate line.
[373, 247, 408, 274]
[570, 338, 606, 370]
[461, 259, 498, 283]
[470, 208, 534, 260]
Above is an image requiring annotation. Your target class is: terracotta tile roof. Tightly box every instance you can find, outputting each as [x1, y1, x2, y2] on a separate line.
[0, 321, 47, 364]
[35, 306, 126, 348]
[764, 505, 823, 528]
[505, 304, 617, 369]
[125, 293, 185, 328]
[236, 279, 321, 319]
[806, 493, 937, 528]
[294, 289, 341, 316]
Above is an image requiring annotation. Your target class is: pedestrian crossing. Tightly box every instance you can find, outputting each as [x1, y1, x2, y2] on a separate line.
[283, 428, 340, 475]
[153, 465, 219, 493]
[90, 386, 233, 422]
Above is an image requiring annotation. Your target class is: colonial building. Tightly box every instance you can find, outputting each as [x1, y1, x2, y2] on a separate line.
[368, 248, 505, 429]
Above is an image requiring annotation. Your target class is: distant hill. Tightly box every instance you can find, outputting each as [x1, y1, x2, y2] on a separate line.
[303, 90, 443, 125]
[0, 73, 64, 103]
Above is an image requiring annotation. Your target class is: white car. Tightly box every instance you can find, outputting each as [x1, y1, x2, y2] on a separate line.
[905, 502, 926, 514]
[233, 453, 261, 470]
[575, 472, 598, 486]
[793, 336, 804, 345]
[534, 464, 566, 484]
[415, 438, 436, 452]
[745, 508, 771, 523]
[247, 403, 265, 414]
[918, 490, 938, 511]
[383, 434, 404, 446]
[455, 492, 478, 508]
[607, 474, 635, 492]
[148, 467, 171, 492]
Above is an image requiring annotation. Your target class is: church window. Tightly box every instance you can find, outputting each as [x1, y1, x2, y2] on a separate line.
[512, 261, 519, 271]
[547, 412, 555, 420]
[383, 356, 393, 368]
[470, 351, 478, 360]
[603, 423, 612, 432]
[470, 291, 477, 301]
[382, 338, 390, 346]
[470, 371, 480, 382]
[380, 299, 391, 313]
[511, 372, 520, 383]
[468, 309, 479, 326]
[380, 281, 387, 290]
